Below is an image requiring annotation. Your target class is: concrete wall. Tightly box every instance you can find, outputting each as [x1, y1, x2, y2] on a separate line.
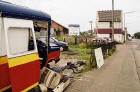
[97, 34, 110, 38]
[96, 11, 124, 43]
[97, 22, 123, 29]
[51, 20, 68, 36]
[114, 34, 124, 42]
[114, 22, 123, 29]
[97, 34, 124, 43]
[69, 27, 80, 36]
[96, 11, 123, 29]
[51, 21, 63, 31]
[97, 22, 110, 28]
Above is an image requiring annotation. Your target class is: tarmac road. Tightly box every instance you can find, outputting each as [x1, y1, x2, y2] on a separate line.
[65, 39, 140, 92]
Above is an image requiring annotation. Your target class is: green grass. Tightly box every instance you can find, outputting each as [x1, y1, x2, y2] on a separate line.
[61, 36, 116, 74]
[68, 44, 91, 61]
[108, 46, 116, 56]
[68, 43, 116, 72]
[66, 43, 97, 72]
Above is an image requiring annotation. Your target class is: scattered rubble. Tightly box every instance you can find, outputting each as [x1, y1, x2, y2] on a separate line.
[41, 60, 87, 92]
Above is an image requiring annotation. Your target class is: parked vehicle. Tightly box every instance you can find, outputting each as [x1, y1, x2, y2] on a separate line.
[128, 36, 132, 41]
[103, 37, 112, 43]
[36, 39, 60, 68]
[0, 1, 69, 92]
[50, 37, 68, 51]
[92, 37, 113, 43]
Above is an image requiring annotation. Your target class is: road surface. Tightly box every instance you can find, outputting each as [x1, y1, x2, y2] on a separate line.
[65, 39, 140, 92]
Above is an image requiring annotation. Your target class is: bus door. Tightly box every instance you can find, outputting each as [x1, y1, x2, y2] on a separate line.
[4, 18, 40, 92]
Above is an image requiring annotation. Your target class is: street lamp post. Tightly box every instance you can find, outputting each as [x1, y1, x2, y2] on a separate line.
[112, 0, 114, 41]
[124, 11, 136, 42]
[124, 11, 136, 29]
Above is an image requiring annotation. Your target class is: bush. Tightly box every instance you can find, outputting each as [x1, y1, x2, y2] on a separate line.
[108, 46, 116, 56]
[134, 32, 140, 39]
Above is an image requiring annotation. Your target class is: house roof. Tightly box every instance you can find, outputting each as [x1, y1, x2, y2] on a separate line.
[51, 20, 68, 30]
[97, 29, 123, 34]
[98, 10, 122, 22]
[0, 1, 51, 21]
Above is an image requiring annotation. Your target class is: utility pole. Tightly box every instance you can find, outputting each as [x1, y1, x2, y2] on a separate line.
[124, 13, 126, 30]
[96, 20, 98, 37]
[124, 13, 126, 42]
[89, 21, 93, 35]
[112, 0, 114, 41]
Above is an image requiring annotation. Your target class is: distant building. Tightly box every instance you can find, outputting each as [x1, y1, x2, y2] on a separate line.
[96, 10, 124, 42]
[51, 20, 69, 36]
[68, 24, 80, 36]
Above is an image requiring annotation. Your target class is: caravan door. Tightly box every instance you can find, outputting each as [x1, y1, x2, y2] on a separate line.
[4, 18, 40, 92]
[0, 17, 11, 91]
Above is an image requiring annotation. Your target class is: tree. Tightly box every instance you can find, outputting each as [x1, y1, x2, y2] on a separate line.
[134, 32, 140, 39]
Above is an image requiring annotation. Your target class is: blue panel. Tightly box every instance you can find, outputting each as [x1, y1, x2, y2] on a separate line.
[0, 1, 51, 21]
[68, 24, 80, 27]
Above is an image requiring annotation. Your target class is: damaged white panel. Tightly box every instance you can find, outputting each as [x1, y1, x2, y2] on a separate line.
[53, 78, 70, 92]
[53, 83, 64, 92]
[40, 68, 61, 89]
[94, 48, 104, 69]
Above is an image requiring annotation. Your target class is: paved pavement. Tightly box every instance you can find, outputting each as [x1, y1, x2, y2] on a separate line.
[65, 39, 140, 92]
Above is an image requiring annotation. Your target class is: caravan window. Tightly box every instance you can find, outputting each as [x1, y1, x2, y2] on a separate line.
[8, 27, 35, 55]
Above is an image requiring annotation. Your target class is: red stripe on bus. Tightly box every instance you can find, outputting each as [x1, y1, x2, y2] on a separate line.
[9, 60, 40, 92]
[0, 63, 11, 90]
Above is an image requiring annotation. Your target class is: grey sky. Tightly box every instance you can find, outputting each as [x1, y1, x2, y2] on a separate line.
[3, 0, 140, 34]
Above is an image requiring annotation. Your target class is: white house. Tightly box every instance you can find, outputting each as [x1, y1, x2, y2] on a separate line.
[96, 10, 124, 43]
[68, 24, 80, 36]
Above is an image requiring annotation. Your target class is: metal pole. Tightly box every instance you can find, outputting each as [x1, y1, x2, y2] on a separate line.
[124, 13, 125, 30]
[89, 21, 93, 35]
[91, 22, 92, 34]
[112, 0, 114, 41]
[124, 11, 136, 30]
[124, 13, 126, 42]
[123, 11, 136, 42]
[96, 20, 98, 36]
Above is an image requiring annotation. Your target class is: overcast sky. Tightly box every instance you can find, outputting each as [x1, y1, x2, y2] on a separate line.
[3, 0, 140, 34]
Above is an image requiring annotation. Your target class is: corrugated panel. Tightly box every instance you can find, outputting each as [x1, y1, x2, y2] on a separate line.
[98, 10, 122, 22]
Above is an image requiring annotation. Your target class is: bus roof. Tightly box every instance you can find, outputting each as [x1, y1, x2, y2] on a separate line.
[0, 1, 51, 21]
